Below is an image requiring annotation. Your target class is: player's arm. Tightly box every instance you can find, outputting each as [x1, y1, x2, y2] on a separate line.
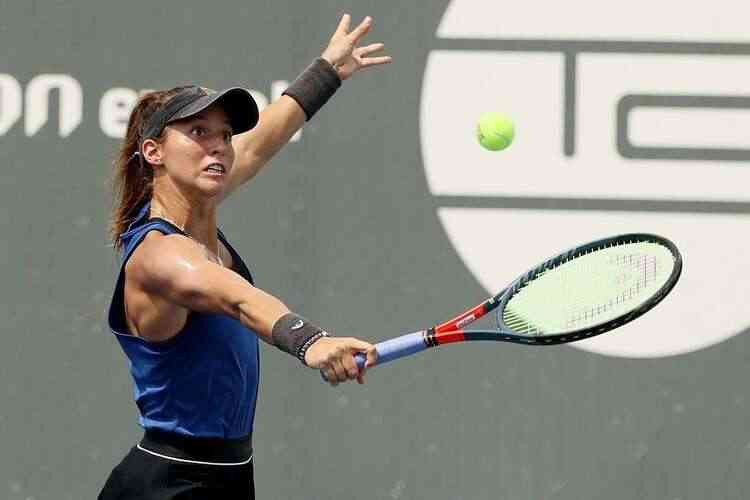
[223, 96, 306, 197]
[130, 233, 376, 384]
[130, 233, 288, 340]
[221, 14, 391, 199]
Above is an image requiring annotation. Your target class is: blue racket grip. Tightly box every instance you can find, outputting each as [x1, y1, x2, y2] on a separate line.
[320, 331, 428, 382]
[354, 331, 428, 371]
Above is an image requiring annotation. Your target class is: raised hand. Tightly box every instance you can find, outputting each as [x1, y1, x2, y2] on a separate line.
[321, 14, 392, 81]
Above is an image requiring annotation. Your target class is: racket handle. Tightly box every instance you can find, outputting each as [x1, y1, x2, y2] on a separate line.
[355, 331, 428, 370]
[321, 331, 428, 383]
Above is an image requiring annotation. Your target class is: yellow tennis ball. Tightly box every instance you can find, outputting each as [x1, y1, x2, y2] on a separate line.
[477, 112, 515, 151]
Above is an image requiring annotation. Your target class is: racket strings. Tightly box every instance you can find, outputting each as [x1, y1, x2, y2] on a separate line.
[500, 241, 675, 336]
[565, 252, 658, 326]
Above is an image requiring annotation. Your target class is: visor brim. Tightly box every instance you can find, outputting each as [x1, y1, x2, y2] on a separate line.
[168, 87, 259, 135]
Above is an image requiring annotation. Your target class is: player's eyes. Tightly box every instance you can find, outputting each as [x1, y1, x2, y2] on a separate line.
[190, 126, 231, 143]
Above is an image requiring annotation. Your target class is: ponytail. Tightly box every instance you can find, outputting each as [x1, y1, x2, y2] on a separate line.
[109, 86, 190, 249]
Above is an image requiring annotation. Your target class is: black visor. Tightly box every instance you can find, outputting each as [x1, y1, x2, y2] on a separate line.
[141, 86, 259, 140]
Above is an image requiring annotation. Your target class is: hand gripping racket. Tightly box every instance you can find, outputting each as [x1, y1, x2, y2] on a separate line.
[345, 233, 682, 375]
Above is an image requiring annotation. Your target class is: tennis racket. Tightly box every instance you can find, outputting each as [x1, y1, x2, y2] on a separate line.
[348, 233, 682, 373]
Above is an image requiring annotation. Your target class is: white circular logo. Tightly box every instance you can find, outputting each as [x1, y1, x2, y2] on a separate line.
[420, 0, 750, 358]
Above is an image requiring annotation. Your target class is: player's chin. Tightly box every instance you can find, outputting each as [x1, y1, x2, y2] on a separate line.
[195, 175, 229, 196]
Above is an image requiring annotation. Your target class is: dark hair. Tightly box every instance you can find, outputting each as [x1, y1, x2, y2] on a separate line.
[109, 86, 191, 249]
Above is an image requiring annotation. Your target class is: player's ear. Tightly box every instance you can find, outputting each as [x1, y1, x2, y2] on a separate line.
[142, 138, 164, 166]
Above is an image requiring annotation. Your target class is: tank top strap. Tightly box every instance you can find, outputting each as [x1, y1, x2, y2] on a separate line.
[121, 221, 175, 261]
[117, 202, 179, 263]
[217, 228, 255, 285]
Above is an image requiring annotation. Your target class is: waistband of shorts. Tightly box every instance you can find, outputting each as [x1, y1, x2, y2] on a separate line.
[138, 429, 253, 466]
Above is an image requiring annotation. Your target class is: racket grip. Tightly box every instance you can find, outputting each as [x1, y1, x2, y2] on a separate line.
[321, 331, 428, 383]
[354, 331, 428, 370]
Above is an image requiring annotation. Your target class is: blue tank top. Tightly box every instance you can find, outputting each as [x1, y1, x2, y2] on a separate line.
[107, 203, 260, 439]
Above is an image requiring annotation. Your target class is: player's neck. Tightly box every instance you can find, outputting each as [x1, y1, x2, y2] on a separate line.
[150, 194, 218, 249]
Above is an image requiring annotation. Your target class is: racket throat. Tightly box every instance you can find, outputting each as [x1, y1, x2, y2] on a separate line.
[425, 328, 466, 346]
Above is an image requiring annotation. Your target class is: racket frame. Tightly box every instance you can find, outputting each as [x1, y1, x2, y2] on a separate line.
[427, 233, 682, 347]
[346, 233, 682, 373]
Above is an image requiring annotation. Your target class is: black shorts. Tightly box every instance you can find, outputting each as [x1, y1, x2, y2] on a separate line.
[98, 430, 254, 500]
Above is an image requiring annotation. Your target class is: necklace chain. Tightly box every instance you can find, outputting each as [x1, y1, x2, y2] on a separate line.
[150, 210, 224, 267]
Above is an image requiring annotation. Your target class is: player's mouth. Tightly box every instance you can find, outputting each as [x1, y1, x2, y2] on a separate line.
[203, 163, 227, 176]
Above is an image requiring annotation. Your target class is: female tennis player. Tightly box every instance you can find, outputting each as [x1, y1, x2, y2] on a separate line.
[98, 14, 390, 499]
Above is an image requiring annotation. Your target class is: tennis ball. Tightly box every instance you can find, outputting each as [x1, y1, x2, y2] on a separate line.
[477, 112, 515, 151]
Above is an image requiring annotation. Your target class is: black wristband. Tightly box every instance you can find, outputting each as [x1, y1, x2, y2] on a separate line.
[297, 330, 329, 366]
[283, 58, 342, 121]
[271, 313, 326, 360]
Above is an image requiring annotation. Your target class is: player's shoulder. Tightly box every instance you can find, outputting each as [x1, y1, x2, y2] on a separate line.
[138, 229, 196, 256]
[126, 231, 202, 279]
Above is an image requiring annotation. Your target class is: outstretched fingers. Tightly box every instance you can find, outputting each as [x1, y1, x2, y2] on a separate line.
[334, 13, 351, 37]
[357, 43, 385, 56]
[348, 16, 372, 44]
[361, 55, 393, 68]
[354, 43, 392, 69]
